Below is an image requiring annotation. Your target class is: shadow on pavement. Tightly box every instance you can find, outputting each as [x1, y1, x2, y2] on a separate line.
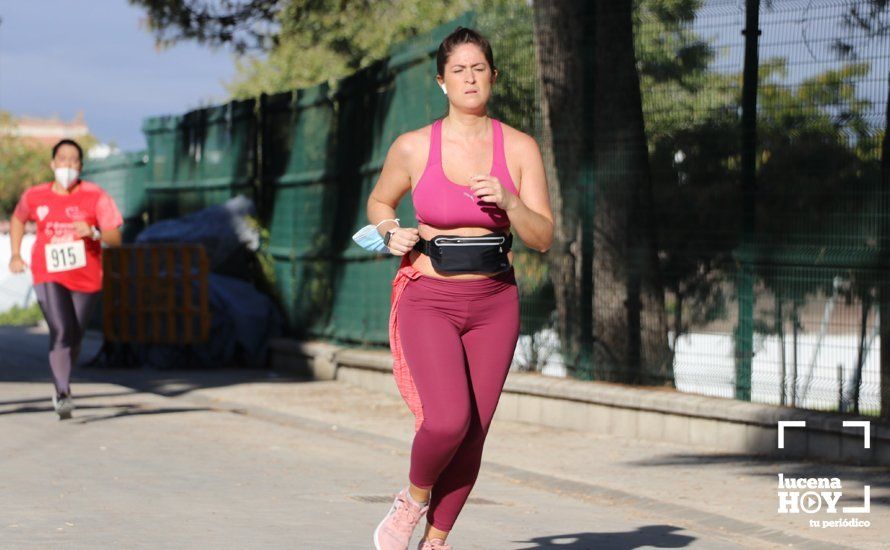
[512, 524, 695, 549]
[0, 401, 213, 423]
[72, 405, 216, 424]
[627, 453, 781, 467]
[0, 325, 316, 397]
[0, 390, 138, 407]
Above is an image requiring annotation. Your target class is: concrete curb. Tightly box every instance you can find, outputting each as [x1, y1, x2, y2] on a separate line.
[269, 338, 889, 465]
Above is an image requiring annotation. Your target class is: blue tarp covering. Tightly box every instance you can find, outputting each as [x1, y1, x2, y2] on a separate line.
[134, 196, 281, 368]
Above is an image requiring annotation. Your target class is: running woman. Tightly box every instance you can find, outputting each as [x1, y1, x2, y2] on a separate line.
[8, 139, 123, 419]
[368, 27, 554, 550]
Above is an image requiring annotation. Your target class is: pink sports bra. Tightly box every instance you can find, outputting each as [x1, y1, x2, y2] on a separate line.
[412, 118, 518, 230]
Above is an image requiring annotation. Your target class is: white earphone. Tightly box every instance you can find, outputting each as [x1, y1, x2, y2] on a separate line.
[440, 83, 447, 95]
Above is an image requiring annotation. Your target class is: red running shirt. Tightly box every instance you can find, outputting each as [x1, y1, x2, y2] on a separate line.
[13, 181, 123, 293]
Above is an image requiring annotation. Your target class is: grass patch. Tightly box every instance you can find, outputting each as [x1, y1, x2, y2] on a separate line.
[0, 303, 43, 326]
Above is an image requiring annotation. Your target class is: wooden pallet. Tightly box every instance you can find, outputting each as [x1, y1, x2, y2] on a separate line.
[102, 244, 211, 344]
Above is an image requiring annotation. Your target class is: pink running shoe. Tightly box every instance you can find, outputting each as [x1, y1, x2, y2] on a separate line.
[418, 539, 452, 550]
[373, 488, 428, 550]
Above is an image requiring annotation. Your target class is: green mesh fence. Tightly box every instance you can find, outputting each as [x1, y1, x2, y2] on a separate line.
[261, 83, 338, 338]
[80, 151, 150, 332]
[142, 99, 256, 221]
[81, 151, 149, 242]
[636, 0, 887, 415]
[101, 2, 888, 416]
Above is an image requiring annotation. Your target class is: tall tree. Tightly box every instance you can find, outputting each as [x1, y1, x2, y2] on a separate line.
[532, 1, 594, 378]
[592, 1, 671, 384]
[534, 1, 671, 383]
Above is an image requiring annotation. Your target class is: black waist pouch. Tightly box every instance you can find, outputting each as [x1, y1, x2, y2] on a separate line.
[413, 233, 513, 274]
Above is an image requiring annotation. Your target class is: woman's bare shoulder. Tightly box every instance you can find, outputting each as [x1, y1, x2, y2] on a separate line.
[391, 124, 433, 157]
[384, 125, 434, 178]
[498, 121, 541, 157]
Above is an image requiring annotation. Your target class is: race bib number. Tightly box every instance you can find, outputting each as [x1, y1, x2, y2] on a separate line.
[45, 240, 87, 273]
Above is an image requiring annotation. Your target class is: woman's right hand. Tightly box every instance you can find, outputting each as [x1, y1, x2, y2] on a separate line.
[9, 254, 27, 274]
[386, 227, 420, 256]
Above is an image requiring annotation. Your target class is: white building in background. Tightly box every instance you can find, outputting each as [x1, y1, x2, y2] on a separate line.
[5, 112, 90, 146]
[87, 143, 121, 159]
[1, 112, 115, 158]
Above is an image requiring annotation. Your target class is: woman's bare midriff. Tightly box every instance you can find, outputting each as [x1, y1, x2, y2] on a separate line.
[409, 223, 514, 280]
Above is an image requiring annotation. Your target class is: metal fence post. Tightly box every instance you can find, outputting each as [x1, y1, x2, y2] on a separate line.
[735, 0, 761, 401]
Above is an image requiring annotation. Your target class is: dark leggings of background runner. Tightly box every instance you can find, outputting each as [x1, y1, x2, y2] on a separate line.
[34, 282, 99, 395]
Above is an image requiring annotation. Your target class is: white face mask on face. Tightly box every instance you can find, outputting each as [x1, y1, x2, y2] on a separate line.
[54, 167, 80, 190]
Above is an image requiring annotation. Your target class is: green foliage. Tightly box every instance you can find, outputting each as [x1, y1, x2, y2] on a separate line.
[757, 60, 878, 256]
[637, 2, 737, 142]
[638, 4, 883, 340]
[0, 303, 43, 327]
[651, 59, 879, 303]
[246, 215, 276, 288]
[0, 112, 50, 218]
[0, 110, 101, 218]
[227, 0, 482, 97]
[128, 0, 281, 53]
[636, 0, 711, 88]
[477, 1, 536, 134]
[833, 0, 890, 57]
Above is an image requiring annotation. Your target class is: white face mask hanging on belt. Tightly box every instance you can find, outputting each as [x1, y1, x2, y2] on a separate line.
[352, 219, 400, 253]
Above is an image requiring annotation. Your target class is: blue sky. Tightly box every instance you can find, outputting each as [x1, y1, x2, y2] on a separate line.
[0, 0, 236, 150]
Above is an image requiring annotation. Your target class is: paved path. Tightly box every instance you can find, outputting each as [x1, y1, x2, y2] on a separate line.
[0, 326, 886, 549]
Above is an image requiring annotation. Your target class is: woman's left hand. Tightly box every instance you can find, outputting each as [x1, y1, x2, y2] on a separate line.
[469, 175, 518, 211]
[72, 220, 93, 239]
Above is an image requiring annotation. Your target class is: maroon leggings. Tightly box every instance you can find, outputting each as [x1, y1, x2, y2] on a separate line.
[397, 270, 519, 532]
